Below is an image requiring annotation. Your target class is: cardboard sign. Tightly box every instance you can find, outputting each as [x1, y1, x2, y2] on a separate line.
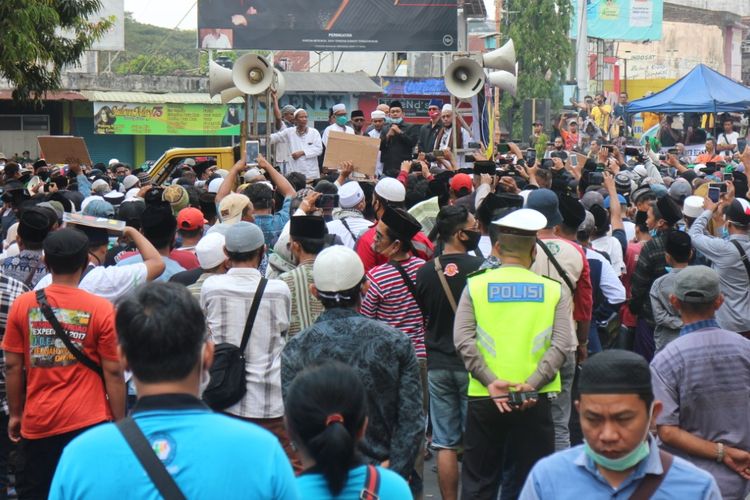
[63, 213, 126, 233]
[323, 131, 380, 178]
[37, 136, 92, 166]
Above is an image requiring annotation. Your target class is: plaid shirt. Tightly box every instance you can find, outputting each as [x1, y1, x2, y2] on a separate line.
[0, 275, 30, 414]
[629, 232, 668, 324]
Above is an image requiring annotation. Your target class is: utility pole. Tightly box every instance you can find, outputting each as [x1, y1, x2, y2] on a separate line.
[494, 0, 503, 140]
[575, 0, 588, 100]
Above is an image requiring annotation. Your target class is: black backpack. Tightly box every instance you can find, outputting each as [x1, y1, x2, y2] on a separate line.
[203, 278, 267, 410]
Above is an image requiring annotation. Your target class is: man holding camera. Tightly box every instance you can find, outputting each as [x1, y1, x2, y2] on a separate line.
[454, 208, 572, 499]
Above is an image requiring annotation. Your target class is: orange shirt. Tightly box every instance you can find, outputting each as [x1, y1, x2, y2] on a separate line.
[695, 152, 722, 164]
[2, 284, 118, 439]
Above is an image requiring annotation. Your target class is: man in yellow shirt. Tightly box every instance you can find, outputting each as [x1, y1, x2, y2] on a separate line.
[590, 93, 612, 135]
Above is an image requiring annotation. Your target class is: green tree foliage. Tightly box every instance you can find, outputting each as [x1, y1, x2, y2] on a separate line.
[111, 13, 200, 76]
[0, 0, 113, 103]
[501, 0, 574, 137]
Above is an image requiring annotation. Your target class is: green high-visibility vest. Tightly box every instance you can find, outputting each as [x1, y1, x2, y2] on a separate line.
[466, 265, 562, 396]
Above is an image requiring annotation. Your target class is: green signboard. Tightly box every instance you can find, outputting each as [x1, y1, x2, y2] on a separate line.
[93, 102, 242, 136]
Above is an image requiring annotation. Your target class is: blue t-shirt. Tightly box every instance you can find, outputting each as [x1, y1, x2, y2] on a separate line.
[254, 196, 292, 248]
[49, 399, 298, 500]
[295, 465, 410, 499]
[117, 254, 185, 282]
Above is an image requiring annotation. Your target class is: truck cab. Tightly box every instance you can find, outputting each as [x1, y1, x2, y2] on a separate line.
[147, 147, 237, 185]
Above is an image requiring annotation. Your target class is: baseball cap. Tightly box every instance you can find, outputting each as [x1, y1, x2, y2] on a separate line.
[82, 199, 115, 218]
[225, 221, 264, 253]
[219, 193, 251, 225]
[682, 196, 704, 219]
[313, 245, 365, 293]
[668, 178, 692, 203]
[177, 207, 206, 231]
[526, 189, 562, 228]
[195, 232, 226, 270]
[374, 177, 405, 203]
[673, 265, 720, 303]
[338, 182, 365, 209]
[603, 194, 626, 210]
[450, 173, 473, 194]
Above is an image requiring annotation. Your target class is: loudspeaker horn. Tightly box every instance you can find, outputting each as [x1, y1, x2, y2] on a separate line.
[232, 54, 274, 96]
[444, 58, 486, 99]
[483, 38, 516, 73]
[220, 87, 244, 104]
[272, 69, 286, 99]
[487, 70, 517, 96]
[208, 60, 235, 97]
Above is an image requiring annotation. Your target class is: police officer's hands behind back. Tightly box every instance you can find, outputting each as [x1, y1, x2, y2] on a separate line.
[488, 380, 538, 413]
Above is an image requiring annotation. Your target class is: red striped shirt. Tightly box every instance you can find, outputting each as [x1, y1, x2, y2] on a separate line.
[360, 256, 426, 358]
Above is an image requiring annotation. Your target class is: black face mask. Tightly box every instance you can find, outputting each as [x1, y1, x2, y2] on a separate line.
[462, 229, 482, 251]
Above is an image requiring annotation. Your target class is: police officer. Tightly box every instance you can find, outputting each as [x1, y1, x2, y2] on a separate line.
[453, 208, 574, 499]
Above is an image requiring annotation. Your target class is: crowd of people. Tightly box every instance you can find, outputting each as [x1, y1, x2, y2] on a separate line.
[0, 96, 748, 500]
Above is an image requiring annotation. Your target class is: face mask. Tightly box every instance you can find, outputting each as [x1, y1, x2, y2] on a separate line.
[198, 344, 211, 395]
[391, 117, 403, 125]
[462, 229, 482, 251]
[38, 171, 50, 182]
[649, 229, 658, 237]
[385, 117, 392, 125]
[583, 403, 654, 472]
[335, 116, 348, 127]
[116, 175, 125, 183]
[429, 110, 440, 119]
[721, 226, 730, 239]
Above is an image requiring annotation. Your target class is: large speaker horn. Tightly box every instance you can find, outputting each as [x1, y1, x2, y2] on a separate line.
[444, 58, 486, 99]
[483, 38, 516, 73]
[232, 54, 273, 96]
[220, 87, 244, 104]
[209, 60, 235, 98]
[272, 69, 286, 99]
[487, 70, 517, 96]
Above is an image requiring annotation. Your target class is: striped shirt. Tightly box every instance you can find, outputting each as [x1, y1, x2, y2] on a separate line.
[361, 256, 426, 358]
[200, 268, 291, 419]
[278, 261, 323, 338]
[0, 274, 29, 414]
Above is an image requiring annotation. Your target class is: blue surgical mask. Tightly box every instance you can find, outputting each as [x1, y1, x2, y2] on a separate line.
[335, 115, 348, 127]
[583, 403, 654, 472]
[391, 117, 403, 125]
[664, 266, 673, 273]
[721, 226, 730, 239]
[385, 117, 392, 124]
[649, 229, 658, 237]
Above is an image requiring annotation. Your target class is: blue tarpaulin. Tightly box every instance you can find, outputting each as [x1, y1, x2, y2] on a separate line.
[626, 64, 750, 114]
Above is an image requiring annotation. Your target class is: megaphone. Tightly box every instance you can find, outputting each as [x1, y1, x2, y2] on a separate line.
[483, 38, 516, 73]
[26, 175, 42, 194]
[487, 70, 517, 96]
[444, 58, 486, 99]
[209, 60, 235, 98]
[232, 54, 274, 96]
[272, 69, 286, 99]
[220, 87, 244, 104]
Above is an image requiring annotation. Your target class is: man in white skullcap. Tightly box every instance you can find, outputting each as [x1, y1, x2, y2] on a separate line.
[322, 103, 354, 148]
[435, 103, 473, 168]
[269, 108, 323, 181]
[369, 110, 387, 177]
[326, 180, 371, 249]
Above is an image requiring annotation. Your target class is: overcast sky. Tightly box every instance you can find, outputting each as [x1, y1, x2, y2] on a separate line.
[123, 0, 497, 29]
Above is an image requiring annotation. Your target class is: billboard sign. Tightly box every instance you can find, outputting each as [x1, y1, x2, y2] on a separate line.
[197, 0, 458, 51]
[570, 0, 663, 42]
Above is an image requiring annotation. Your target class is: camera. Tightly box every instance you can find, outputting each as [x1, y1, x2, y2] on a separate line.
[315, 194, 339, 209]
[410, 161, 423, 173]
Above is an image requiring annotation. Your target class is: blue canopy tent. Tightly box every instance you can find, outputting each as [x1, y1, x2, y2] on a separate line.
[626, 64, 750, 114]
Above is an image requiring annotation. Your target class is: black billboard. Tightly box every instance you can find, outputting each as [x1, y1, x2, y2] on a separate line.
[197, 0, 458, 52]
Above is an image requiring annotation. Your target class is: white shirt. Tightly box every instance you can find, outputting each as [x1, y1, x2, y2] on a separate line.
[269, 126, 323, 180]
[477, 234, 492, 258]
[200, 267, 290, 419]
[717, 131, 739, 157]
[201, 33, 231, 49]
[327, 215, 372, 249]
[585, 248, 626, 304]
[438, 126, 472, 167]
[368, 128, 384, 177]
[322, 123, 354, 147]
[273, 122, 293, 168]
[591, 235, 625, 276]
[34, 263, 148, 303]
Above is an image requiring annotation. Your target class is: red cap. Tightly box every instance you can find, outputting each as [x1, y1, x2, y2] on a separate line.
[177, 207, 206, 231]
[450, 173, 473, 193]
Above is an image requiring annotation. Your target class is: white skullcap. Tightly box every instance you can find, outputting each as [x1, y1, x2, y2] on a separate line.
[442, 104, 452, 113]
[374, 177, 405, 203]
[371, 110, 386, 120]
[293, 108, 306, 117]
[91, 179, 111, 194]
[682, 195, 704, 219]
[108, 158, 120, 166]
[332, 103, 346, 113]
[208, 177, 224, 193]
[195, 232, 226, 270]
[338, 181, 365, 208]
[313, 245, 365, 293]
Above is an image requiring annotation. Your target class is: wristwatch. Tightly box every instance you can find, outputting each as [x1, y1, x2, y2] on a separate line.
[716, 442, 725, 463]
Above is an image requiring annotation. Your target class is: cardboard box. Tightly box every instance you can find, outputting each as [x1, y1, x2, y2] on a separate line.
[37, 136, 92, 166]
[323, 131, 380, 178]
